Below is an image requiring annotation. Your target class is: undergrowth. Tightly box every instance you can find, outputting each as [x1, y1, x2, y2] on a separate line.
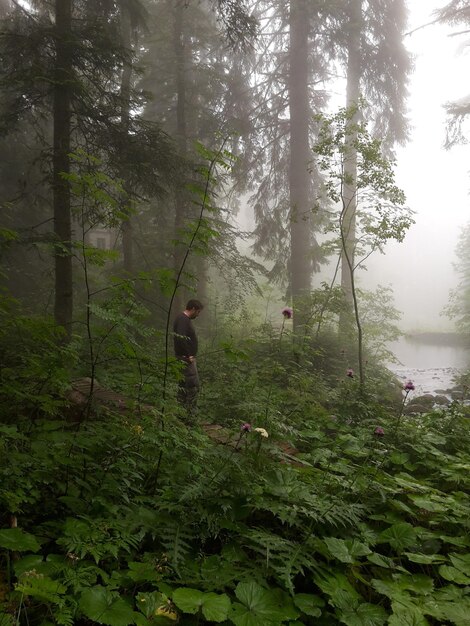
[1, 296, 470, 626]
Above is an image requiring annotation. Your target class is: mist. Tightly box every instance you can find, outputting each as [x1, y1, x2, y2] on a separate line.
[364, 2, 470, 332]
[4, 2, 470, 620]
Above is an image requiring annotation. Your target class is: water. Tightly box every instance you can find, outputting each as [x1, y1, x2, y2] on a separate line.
[388, 336, 470, 397]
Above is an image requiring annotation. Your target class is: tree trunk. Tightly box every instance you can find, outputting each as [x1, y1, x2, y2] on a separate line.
[0, 0, 11, 17]
[173, 0, 188, 315]
[340, 0, 361, 317]
[288, 0, 312, 333]
[53, 0, 73, 337]
[120, 4, 133, 274]
[340, 0, 363, 383]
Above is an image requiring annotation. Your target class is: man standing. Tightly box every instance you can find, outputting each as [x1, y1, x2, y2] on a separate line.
[173, 299, 204, 416]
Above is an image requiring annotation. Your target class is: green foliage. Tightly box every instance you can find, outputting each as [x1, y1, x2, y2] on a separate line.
[79, 586, 136, 626]
[0, 530, 40, 553]
[0, 296, 72, 425]
[2, 271, 470, 626]
[315, 105, 406, 204]
[313, 104, 414, 258]
[231, 581, 299, 625]
[172, 587, 231, 622]
[312, 105, 414, 385]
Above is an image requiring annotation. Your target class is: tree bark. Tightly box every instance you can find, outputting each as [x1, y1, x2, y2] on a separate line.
[340, 0, 364, 384]
[288, 0, 312, 332]
[173, 0, 188, 315]
[53, 0, 73, 337]
[120, 4, 133, 274]
[0, 0, 11, 17]
[340, 0, 361, 318]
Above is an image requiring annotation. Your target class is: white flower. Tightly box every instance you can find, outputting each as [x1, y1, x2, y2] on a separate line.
[254, 427, 269, 438]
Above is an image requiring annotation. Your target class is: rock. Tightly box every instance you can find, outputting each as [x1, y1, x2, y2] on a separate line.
[408, 394, 435, 408]
[433, 395, 450, 406]
[404, 403, 428, 414]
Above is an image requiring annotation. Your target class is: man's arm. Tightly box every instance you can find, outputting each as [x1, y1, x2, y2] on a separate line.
[173, 315, 192, 357]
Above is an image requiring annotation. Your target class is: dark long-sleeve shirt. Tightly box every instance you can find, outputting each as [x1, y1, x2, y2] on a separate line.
[173, 312, 198, 358]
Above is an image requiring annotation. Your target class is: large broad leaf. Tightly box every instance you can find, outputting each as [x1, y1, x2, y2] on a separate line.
[395, 574, 434, 596]
[449, 553, 470, 576]
[410, 496, 446, 513]
[230, 606, 263, 626]
[435, 603, 470, 625]
[404, 553, 446, 565]
[268, 589, 300, 621]
[372, 579, 409, 602]
[367, 553, 395, 569]
[136, 592, 166, 620]
[389, 602, 429, 626]
[372, 575, 433, 601]
[171, 588, 203, 614]
[338, 602, 387, 626]
[439, 535, 470, 548]
[293, 593, 323, 617]
[80, 586, 136, 626]
[0, 528, 40, 552]
[314, 572, 360, 610]
[14, 555, 46, 577]
[422, 592, 470, 624]
[172, 588, 231, 622]
[201, 593, 231, 622]
[378, 523, 417, 552]
[127, 562, 161, 584]
[438, 565, 470, 584]
[231, 581, 298, 626]
[324, 538, 371, 564]
[14, 554, 65, 578]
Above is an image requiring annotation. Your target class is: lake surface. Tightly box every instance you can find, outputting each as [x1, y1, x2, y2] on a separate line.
[387, 336, 470, 396]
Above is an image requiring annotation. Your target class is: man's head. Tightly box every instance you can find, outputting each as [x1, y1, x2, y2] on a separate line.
[185, 299, 204, 319]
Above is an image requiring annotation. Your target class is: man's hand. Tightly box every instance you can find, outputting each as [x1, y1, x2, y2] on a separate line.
[188, 356, 196, 363]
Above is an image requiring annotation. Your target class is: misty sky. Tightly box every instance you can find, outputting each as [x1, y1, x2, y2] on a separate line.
[366, 2, 470, 332]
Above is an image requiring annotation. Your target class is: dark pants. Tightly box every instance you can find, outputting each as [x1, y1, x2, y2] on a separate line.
[177, 360, 200, 419]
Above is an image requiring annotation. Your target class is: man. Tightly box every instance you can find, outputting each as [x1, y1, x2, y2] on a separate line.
[173, 299, 204, 416]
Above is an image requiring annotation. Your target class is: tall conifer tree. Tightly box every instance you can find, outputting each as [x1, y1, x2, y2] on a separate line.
[332, 0, 411, 332]
[288, 0, 313, 330]
[53, 0, 73, 335]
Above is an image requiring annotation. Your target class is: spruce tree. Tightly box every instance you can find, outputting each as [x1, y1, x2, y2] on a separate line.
[0, 0, 175, 332]
[328, 0, 411, 332]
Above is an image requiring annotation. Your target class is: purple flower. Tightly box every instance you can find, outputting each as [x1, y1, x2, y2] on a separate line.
[404, 380, 415, 391]
[281, 307, 293, 320]
[241, 423, 252, 432]
[374, 426, 385, 436]
[346, 368, 354, 378]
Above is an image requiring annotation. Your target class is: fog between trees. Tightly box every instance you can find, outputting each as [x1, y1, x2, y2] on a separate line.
[1, 0, 469, 344]
[3, 3, 470, 625]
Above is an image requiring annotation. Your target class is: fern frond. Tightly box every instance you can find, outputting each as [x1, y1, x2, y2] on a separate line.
[239, 527, 316, 593]
[157, 522, 196, 577]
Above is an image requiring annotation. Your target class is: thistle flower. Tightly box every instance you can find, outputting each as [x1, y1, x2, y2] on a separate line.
[241, 423, 252, 432]
[404, 380, 415, 391]
[281, 307, 293, 319]
[346, 368, 354, 378]
[374, 426, 385, 436]
[254, 427, 269, 438]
